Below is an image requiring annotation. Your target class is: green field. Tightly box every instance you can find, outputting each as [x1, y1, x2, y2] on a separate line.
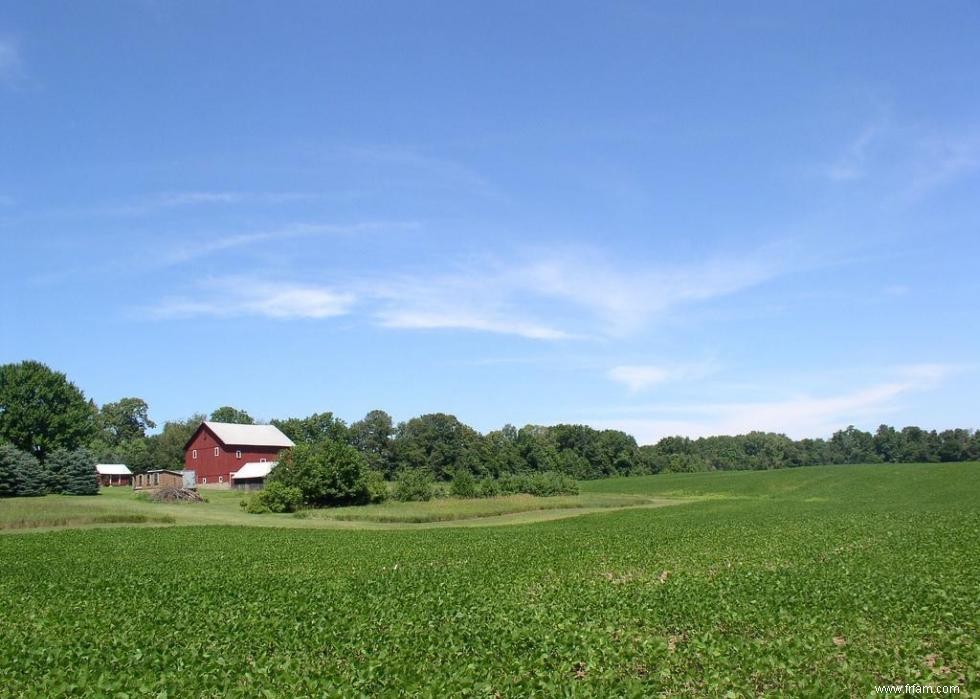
[0, 463, 977, 696]
[0, 487, 675, 531]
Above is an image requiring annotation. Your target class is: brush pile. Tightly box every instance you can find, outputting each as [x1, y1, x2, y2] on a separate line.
[149, 487, 205, 503]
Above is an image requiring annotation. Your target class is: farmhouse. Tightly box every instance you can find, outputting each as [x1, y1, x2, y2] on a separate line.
[184, 421, 294, 486]
[96, 464, 132, 487]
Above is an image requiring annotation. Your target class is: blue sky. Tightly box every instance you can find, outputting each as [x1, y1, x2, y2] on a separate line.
[2, 2, 978, 443]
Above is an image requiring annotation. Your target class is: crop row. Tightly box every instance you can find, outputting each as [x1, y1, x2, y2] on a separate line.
[0, 463, 976, 696]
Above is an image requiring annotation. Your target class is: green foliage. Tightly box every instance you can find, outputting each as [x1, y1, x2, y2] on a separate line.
[98, 397, 155, 445]
[478, 476, 502, 498]
[0, 463, 976, 696]
[269, 440, 371, 507]
[349, 410, 395, 476]
[449, 469, 478, 498]
[241, 481, 303, 514]
[392, 468, 435, 502]
[364, 469, 388, 503]
[392, 413, 486, 480]
[829, 425, 880, 464]
[0, 361, 97, 462]
[209, 406, 255, 424]
[272, 412, 349, 445]
[240, 497, 270, 514]
[485, 471, 578, 497]
[0, 443, 45, 497]
[0, 444, 96, 497]
[46, 448, 98, 495]
[141, 414, 206, 472]
[523, 471, 579, 496]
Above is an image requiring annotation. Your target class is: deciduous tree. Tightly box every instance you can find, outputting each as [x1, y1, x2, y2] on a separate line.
[0, 361, 97, 461]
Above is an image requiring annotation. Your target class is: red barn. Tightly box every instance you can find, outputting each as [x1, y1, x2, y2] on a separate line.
[183, 421, 294, 486]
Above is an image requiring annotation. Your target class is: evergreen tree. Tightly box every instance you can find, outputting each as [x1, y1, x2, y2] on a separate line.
[47, 448, 98, 496]
[0, 443, 45, 497]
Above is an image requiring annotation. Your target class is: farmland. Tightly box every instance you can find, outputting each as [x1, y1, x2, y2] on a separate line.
[0, 462, 977, 696]
[0, 487, 675, 531]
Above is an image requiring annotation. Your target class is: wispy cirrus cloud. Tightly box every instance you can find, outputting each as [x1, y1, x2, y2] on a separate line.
[905, 133, 980, 199]
[151, 278, 355, 320]
[378, 309, 572, 340]
[367, 244, 790, 340]
[144, 243, 786, 342]
[104, 190, 321, 216]
[591, 363, 958, 443]
[162, 220, 417, 265]
[148, 244, 793, 340]
[368, 266, 575, 341]
[608, 362, 717, 392]
[822, 119, 980, 198]
[825, 126, 879, 181]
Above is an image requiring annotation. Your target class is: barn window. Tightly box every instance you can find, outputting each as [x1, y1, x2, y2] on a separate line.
[236, 450, 242, 459]
[218, 476, 223, 484]
[259, 458, 267, 463]
[214, 447, 219, 457]
[192, 449, 197, 459]
[202, 477, 207, 484]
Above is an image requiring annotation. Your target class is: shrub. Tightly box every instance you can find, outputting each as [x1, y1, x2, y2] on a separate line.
[268, 440, 372, 507]
[525, 471, 578, 496]
[392, 468, 434, 502]
[241, 495, 270, 514]
[478, 477, 501, 498]
[240, 482, 303, 514]
[449, 469, 478, 498]
[474, 471, 577, 498]
[260, 482, 303, 513]
[365, 470, 388, 503]
[496, 473, 523, 495]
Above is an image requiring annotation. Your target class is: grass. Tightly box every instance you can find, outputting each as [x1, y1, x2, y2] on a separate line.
[0, 486, 678, 531]
[317, 492, 662, 523]
[0, 490, 179, 530]
[0, 462, 977, 696]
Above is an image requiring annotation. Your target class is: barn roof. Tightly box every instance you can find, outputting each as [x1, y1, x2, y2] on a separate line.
[232, 461, 278, 480]
[95, 464, 132, 475]
[194, 421, 295, 449]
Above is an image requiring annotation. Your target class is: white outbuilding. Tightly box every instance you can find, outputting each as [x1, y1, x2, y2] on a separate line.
[230, 461, 278, 490]
[95, 463, 133, 487]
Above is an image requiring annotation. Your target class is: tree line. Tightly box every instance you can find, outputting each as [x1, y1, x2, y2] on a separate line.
[1, 360, 978, 499]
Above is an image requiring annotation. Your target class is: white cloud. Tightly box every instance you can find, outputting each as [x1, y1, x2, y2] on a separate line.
[822, 120, 980, 197]
[608, 363, 715, 392]
[366, 245, 788, 340]
[591, 364, 956, 443]
[368, 268, 574, 341]
[377, 309, 572, 340]
[148, 245, 790, 339]
[514, 248, 786, 335]
[151, 278, 355, 320]
[162, 221, 411, 264]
